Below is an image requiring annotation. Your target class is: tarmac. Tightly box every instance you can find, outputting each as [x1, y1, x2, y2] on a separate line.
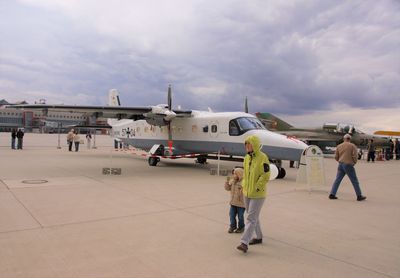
[0, 133, 399, 278]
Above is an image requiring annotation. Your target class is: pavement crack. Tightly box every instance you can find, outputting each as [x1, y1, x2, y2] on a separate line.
[8, 188, 44, 229]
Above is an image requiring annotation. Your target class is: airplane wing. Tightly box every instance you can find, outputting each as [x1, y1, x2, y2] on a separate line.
[295, 137, 339, 142]
[7, 104, 192, 122]
[276, 131, 340, 142]
[65, 124, 112, 129]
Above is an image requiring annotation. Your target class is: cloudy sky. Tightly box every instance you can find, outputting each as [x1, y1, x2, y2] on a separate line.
[0, 0, 399, 133]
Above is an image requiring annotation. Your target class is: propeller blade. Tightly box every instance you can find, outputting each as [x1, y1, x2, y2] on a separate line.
[167, 85, 173, 154]
[168, 84, 172, 111]
[245, 96, 248, 113]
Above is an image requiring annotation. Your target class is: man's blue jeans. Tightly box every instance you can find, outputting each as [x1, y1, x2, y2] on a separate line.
[229, 205, 245, 229]
[330, 163, 362, 197]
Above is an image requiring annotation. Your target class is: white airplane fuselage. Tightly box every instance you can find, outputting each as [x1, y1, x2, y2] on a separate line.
[111, 111, 307, 161]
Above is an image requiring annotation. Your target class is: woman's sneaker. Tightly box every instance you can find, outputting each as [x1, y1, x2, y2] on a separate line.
[234, 227, 244, 233]
[228, 227, 235, 233]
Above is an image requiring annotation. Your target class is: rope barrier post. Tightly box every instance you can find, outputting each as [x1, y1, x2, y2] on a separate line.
[57, 122, 62, 149]
[92, 131, 97, 149]
[217, 150, 220, 176]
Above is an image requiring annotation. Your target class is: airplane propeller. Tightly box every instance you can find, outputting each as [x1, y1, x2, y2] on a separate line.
[245, 96, 248, 113]
[168, 84, 172, 111]
[167, 85, 173, 155]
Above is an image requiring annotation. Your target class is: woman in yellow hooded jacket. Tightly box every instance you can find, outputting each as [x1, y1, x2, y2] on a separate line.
[237, 135, 270, 253]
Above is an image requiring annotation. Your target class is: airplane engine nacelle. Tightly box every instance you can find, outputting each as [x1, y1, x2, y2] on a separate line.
[144, 107, 176, 126]
[145, 117, 168, 126]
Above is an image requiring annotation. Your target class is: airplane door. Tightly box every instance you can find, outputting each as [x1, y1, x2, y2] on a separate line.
[209, 121, 219, 138]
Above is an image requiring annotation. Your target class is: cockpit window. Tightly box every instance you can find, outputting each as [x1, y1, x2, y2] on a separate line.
[337, 123, 357, 134]
[229, 117, 265, 136]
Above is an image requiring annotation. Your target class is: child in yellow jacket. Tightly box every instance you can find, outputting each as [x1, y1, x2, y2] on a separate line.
[224, 167, 246, 233]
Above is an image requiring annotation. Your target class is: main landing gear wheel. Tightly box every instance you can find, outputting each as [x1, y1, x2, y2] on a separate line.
[276, 167, 286, 179]
[196, 156, 207, 164]
[148, 156, 160, 166]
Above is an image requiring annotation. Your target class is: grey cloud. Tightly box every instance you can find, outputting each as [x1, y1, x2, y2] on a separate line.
[1, 0, 399, 122]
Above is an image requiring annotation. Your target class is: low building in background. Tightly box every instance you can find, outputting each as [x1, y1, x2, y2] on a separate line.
[0, 99, 108, 134]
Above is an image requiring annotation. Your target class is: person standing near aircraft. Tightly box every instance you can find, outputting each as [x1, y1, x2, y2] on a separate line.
[224, 167, 245, 234]
[11, 129, 16, 149]
[67, 129, 74, 151]
[367, 139, 375, 162]
[329, 134, 366, 201]
[237, 135, 270, 253]
[86, 132, 92, 149]
[389, 139, 394, 160]
[395, 138, 400, 160]
[73, 131, 81, 152]
[16, 129, 24, 150]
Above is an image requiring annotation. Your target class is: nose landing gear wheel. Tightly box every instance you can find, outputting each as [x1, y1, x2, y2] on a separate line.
[148, 156, 160, 166]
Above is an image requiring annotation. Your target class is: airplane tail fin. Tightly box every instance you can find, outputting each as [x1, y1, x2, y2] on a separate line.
[256, 112, 293, 131]
[108, 89, 121, 126]
[108, 89, 121, 107]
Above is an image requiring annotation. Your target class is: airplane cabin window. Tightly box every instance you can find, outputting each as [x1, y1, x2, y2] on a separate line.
[211, 125, 217, 133]
[203, 126, 208, 133]
[229, 120, 240, 136]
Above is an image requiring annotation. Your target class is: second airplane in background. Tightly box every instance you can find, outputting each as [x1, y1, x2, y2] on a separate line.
[256, 112, 390, 153]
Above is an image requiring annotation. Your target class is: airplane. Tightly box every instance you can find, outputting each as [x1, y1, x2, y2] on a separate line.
[374, 130, 400, 138]
[256, 112, 391, 153]
[8, 86, 308, 179]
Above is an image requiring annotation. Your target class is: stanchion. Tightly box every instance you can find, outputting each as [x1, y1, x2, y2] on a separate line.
[92, 132, 97, 149]
[102, 148, 121, 175]
[57, 122, 62, 149]
[217, 151, 220, 176]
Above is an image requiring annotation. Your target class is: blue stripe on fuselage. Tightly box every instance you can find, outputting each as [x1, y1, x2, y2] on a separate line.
[122, 138, 303, 161]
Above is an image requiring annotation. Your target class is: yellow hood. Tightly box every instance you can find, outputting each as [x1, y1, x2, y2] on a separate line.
[245, 135, 262, 154]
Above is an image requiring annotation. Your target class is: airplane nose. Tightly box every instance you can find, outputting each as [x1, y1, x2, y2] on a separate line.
[255, 131, 308, 161]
